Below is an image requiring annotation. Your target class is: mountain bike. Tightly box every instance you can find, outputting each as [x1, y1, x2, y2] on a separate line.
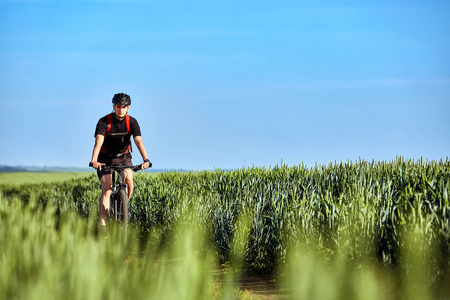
[89, 162, 152, 226]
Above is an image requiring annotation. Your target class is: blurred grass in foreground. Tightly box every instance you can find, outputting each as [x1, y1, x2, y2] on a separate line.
[1, 192, 449, 300]
[282, 225, 450, 300]
[0, 194, 225, 300]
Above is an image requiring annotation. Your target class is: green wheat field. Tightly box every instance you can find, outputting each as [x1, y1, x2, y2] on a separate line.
[0, 172, 92, 185]
[1, 157, 449, 299]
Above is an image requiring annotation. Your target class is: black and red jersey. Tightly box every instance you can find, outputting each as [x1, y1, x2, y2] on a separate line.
[94, 113, 142, 155]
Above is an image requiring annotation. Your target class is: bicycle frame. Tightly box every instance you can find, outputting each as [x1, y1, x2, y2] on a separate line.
[89, 162, 150, 224]
[102, 164, 143, 222]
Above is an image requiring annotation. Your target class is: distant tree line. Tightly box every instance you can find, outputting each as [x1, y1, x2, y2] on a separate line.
[0, 165, 29, 173]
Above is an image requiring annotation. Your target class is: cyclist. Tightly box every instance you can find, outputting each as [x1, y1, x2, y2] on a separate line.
[90, 93, 151, 226]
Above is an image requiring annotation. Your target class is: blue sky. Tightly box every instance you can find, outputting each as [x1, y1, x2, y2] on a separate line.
[1, 0, 449, 170]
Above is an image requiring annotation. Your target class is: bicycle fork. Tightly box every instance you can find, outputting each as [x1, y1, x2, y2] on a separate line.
[111, 170, 128, 221]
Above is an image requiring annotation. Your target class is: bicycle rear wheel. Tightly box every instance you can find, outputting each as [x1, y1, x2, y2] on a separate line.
[117, 189, 129, 225]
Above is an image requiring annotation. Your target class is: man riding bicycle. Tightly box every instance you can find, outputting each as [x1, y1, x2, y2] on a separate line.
[90, 93, 151, 226]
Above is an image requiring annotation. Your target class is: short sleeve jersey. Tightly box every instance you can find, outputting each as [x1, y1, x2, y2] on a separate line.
[95, 114, 142, 155]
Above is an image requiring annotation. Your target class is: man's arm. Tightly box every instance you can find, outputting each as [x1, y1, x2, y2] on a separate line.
[90, 134, 105, 170]
[134, 136, 150, 169]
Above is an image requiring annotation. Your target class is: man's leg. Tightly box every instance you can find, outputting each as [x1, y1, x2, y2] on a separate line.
[124, 168, 134, 200]
[99, 173, 113, 226]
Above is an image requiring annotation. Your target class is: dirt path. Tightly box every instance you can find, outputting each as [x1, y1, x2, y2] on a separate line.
[212, 270, 288, 300]
[238, 275, 287, 299]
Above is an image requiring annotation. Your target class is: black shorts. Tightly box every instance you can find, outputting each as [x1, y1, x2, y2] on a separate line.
[96, 152, 133, 180]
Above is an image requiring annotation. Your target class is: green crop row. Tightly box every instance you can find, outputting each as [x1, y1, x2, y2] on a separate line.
[1, 157, 449, 290]
[133, 158, 449, 271]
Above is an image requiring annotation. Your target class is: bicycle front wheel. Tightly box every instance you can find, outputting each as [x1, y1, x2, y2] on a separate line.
[117, 189, 129, 225]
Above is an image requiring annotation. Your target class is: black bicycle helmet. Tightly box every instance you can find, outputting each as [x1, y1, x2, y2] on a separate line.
[112, 93, 131, 106]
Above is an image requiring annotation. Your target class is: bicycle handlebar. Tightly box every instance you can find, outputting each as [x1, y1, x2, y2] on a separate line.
[89, 162, 152, 172]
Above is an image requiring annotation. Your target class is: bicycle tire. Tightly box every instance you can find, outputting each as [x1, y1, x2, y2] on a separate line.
[117, 189, 129, 225]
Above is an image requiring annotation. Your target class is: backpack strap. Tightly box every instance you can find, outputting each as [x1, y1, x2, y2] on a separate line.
[105, 113, 113, 138]
[126, 114, 132, 152]
[126, 114, 130, 134]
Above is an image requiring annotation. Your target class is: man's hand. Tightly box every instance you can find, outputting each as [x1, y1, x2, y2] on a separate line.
[90, 161, 105, 170]
[141, 159, 152, 170]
